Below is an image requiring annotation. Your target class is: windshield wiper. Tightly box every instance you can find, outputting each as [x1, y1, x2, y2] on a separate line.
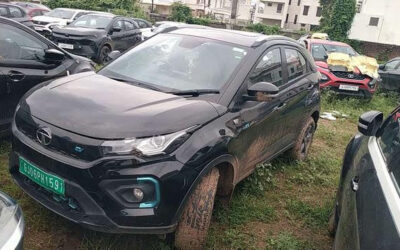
[167, 89, 220, 97]
[108, 77, 166, 92]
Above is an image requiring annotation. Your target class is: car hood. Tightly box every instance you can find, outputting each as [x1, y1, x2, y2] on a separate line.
[52, 26, 105, 37]
[33, 15, 68, 24]
[19, 72, 220, 139]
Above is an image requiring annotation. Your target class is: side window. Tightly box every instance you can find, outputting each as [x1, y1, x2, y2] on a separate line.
[285, 48, 307, 81]
[379, 111, 400, 170]
[0, 23, 48, 61]
[249, 48, 283, 87]
[138, 20, 148, 28]
[384, 60, 400, 71]
[124, 21, 135, 30]
[9, 6, 23, 18]
[0, 6, 8, 17]
[113, 20, 124, 31]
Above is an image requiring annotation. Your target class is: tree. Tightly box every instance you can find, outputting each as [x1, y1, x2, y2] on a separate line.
[318, 0, 334, 31]
[325, 0, 356, 41]
[170, 2, 192, 22]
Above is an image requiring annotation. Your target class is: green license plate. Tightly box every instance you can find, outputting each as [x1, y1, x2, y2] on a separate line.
[19, 156, 65, 195]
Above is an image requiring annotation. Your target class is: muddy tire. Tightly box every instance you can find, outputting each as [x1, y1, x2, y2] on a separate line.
[289, 117, 316, 161]
[175, 168, 220, 250]
[96, 45, 111, 64]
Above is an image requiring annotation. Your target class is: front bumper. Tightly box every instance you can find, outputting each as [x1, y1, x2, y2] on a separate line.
[50, 35, 99, 59]
[318, 69, 377, 97]
[0, 192, 24, 250]
[9, 121, 199, 234]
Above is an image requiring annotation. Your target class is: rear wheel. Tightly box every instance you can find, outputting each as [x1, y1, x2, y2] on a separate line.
[289, 117, 316, 161]
[175, 168, 220, 250]
[97, 45, 111, 64]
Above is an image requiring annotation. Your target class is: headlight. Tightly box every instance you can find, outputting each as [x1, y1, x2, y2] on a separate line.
[320, 72, 329, 82]
[0, 192, 24, 250]
[101, 129, 190, 156]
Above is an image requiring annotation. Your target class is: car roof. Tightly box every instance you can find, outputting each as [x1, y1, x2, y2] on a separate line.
[52, 8, 90, 12]
[307, 39, 350, 47]
[83, 12, 115, 17]
[169, 27, 295, 47]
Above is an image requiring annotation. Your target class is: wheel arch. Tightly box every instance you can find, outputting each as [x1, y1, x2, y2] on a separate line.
[172, 154, 238, 224]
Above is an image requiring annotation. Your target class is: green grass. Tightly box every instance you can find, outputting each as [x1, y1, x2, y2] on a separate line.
[0, 91, 398, 249]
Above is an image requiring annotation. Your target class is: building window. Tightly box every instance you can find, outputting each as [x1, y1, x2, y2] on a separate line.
[289, 0, 292, 5]
[316, 6, 322, 17]
[258, 5, 264, 13]
[277, 3, 283, 13]
[301, 23, 306, 27]
[285, 13, 289, 23]
[369, 17, 379, 26]
[303, 5, 309, 15]
[297, 0, 301, 6]
[267, 2, 272, 6]
[294, 14, 298, 24]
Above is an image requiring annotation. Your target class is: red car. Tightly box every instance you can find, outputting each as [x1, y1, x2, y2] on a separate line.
[303, 39, 378, 98]
[11, 2, 49, 20]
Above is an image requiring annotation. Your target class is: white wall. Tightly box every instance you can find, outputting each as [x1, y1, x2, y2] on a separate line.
[349, 0, 400, 46]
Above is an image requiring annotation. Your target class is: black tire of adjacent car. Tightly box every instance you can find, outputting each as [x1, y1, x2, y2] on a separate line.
[174, 168, 220, 250]
[289, 117, 316, 161]
[97, 45, 111, 64]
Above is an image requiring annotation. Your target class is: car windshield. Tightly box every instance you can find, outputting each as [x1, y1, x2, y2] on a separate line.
[99, 34, 248, 92]
[45, 9, 75, 19]
[70, 15, 112, 29]
[311, 43, 357, 61]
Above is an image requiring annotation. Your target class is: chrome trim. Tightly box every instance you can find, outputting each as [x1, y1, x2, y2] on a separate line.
[369, 137, 400, 235]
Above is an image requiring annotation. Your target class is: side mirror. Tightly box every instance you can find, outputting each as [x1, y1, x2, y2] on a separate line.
[246, 82, 279, 102]
[107, 50, 121, 61]
[379, 64, 385, 70]
[112, 26, 122, 32]
[44, 49, 65, 62]
[358, 111, 383, 136]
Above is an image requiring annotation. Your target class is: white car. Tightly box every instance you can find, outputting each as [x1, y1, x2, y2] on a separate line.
[32, 8, 93, 36]
[132, 18, 153, 40]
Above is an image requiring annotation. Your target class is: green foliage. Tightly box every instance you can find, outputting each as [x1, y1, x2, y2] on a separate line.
[169, 2, 192, 22]
[326, 0, 356, 41]
[267, 232, 313, 250]
[239, 163, 275, 196]
[188, 17, 211, 25]
[222, 228, 257, 249]
[286, 199, 332, 229]
[318, 0, 335, 32]
[246, 23, 280, 35]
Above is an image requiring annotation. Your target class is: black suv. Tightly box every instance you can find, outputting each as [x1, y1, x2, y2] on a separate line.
[0, 17, 94, 137]
[329, 107, 400, 249]
[51, 13, 142, 64]
[9, 28, 320, 249]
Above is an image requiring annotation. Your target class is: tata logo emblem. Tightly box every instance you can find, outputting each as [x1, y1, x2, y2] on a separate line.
[348, 74, 355, 79]
[36, 127, 52, 146]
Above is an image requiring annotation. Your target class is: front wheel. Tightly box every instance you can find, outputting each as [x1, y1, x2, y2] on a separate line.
[174, 168, 220, 250]
[96, 45, 111, 64]
[289, 117, 316, 161]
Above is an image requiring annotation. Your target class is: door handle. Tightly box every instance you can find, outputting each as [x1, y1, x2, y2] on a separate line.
[351, 177, 359, 192]
[307, 83, 315, 90]
[273, 102, 286, 111]
[8, 71, 25, 82]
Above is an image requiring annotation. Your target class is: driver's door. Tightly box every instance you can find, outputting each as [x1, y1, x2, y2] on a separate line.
[109, 19, 126, 51]
[228, 47, 287, 178]
[0, 23, 68, 125]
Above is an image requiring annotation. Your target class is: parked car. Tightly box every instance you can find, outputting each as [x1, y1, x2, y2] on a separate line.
[143, 21, 192, 40]
[0, 191, 24, 250]
[303, 39, 378, 98]
[329, 106, 400, 249]
[32, 8, 93, 37]
[132, 18, 152, 40]
[51, 13, 142, 64]
[9, 28, 320, 249]
[379, 57, 400, 92]
[11, 1, 50, 19]
[0, 17, 94, 137]
[11, 1, 50, 11]
[0, 3, 33, 28]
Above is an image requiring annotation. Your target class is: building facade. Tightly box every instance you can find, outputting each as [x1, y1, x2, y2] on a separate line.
[140, 0, 322, 31]
[349, 0, 400, 46]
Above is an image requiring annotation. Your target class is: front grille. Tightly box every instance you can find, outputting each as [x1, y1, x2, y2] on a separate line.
[15, 109, 103, 162]
[332, 71, 366, 80]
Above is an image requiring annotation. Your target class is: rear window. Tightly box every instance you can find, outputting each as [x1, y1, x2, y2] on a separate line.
[285, 48, 307, 81]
